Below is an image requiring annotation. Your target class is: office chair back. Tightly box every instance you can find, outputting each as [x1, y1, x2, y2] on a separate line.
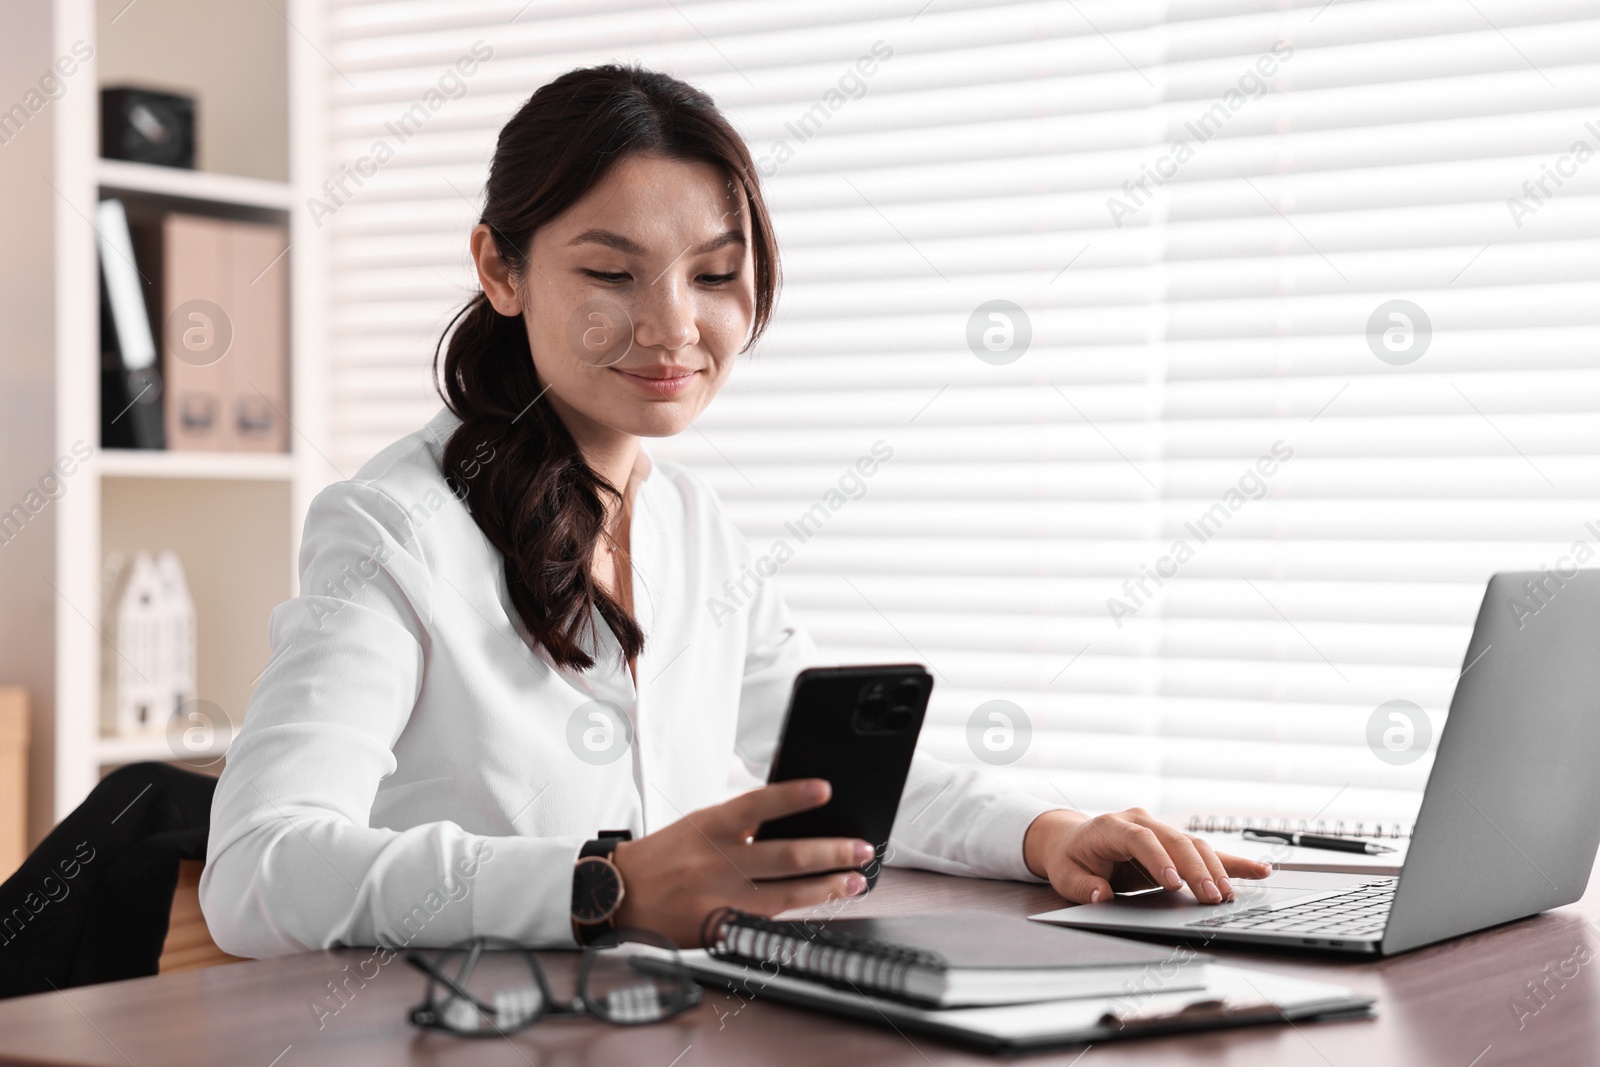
[0, 761, 223, 998]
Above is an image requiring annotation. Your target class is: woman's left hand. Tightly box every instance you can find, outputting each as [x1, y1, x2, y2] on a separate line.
[1023, 807, 1272, 905]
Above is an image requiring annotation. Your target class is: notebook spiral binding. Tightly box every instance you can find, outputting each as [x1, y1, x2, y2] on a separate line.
[701, 907, 944, 1003]
[1186, 815, 1413, 840]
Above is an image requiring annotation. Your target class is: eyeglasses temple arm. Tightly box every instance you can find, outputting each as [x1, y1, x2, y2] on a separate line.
[403, 951, 496, 1014]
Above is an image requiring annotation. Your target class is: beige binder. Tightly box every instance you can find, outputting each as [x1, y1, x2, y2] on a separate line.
[161, 214, 289, 452]
[225, 220, 290, 453]
[162, 214, 230, 451]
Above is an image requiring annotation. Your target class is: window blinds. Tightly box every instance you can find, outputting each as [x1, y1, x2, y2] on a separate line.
[319, 0, 1600, 825]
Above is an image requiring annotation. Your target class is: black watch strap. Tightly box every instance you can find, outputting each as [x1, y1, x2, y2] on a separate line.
[579, 829, 632, 859]
[572, 830, 633, 947]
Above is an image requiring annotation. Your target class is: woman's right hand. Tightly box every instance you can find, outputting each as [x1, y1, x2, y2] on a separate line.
[608, 777, 875, 947]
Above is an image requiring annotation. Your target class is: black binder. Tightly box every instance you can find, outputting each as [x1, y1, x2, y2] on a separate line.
[97, 198, 164, 450]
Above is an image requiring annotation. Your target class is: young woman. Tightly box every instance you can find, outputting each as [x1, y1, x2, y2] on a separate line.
[201, 65, 1267, 957]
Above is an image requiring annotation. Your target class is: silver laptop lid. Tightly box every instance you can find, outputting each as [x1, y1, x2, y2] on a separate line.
[1383, 569, 1600, 954]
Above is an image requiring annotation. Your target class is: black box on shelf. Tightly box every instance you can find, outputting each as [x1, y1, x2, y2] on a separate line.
[101, 87, 196, 169]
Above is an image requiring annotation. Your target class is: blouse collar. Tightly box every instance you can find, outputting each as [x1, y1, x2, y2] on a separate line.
[424, 405, 656, 494]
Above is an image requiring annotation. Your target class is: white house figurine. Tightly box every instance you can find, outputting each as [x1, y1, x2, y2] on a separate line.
[100, 549, 198, 738]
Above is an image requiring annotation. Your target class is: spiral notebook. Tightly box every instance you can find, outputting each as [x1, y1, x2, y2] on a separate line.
[1184, 815, 1411, 875]
[701, 907, 1209, 1008]
[1186, 815, 1414, 839]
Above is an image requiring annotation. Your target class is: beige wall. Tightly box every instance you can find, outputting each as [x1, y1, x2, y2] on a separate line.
[95, 0, 288, 181]
[0, 0, 64, 848]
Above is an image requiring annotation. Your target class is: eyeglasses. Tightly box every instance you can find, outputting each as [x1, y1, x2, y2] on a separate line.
[404, 930, 702, 1037]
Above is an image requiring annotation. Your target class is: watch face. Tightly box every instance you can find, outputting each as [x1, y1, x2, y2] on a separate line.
[572, 856, 624, 924]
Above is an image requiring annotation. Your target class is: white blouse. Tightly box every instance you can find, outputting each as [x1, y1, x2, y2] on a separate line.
[201, 406, 1057, 957]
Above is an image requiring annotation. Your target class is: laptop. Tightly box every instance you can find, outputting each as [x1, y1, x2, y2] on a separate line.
[1031, 569, 1600, 956]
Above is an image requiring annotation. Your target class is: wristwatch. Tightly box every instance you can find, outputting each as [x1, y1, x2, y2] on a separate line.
[571, 830, 632, 946]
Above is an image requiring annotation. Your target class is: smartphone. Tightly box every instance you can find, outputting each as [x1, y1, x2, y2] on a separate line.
[754, 663, 933, 889]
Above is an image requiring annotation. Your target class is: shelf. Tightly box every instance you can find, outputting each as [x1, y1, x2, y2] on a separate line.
[97, 158, 293, 211]
[99, 449, 294, 481]
[95, 729, 234, 767]
[26, 0, 312, 839]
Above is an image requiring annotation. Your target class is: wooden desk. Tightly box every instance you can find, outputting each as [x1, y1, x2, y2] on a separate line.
[2, 864, 1598, 1066]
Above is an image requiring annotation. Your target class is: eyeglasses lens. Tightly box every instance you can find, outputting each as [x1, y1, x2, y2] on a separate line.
[432, 951, 546, 1035]
[581, 940, 699, 1025]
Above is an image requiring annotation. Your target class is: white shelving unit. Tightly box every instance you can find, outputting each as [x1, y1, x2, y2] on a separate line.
[23, 0, 330, 838]
[98, 448, 297, 481]
[94, 728, 235, 768]
[96, 157, 294, 211]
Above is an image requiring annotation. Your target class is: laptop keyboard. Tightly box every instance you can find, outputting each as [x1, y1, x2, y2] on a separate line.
[1184, 879, 1397, 939]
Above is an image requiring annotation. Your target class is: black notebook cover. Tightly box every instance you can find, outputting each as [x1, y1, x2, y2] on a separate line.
[704, 907, 1212, 1008]
[779, 909, 1190, 971]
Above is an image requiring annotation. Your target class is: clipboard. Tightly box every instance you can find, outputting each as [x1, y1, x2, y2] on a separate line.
[680, 951, 1374, 1052]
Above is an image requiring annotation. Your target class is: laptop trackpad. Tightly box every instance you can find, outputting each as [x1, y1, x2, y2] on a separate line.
[1103, 871, 1364, 912]
[1107, 886, 1309, 912]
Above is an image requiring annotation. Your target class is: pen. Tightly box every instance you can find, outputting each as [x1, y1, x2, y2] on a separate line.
[1241, 829, 1397, 855]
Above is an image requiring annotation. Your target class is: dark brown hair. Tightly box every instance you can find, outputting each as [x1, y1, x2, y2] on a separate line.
[433, 64, 780, 670]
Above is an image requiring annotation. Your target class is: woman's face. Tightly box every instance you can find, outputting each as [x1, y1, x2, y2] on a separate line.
[475, 151, 757, 444]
